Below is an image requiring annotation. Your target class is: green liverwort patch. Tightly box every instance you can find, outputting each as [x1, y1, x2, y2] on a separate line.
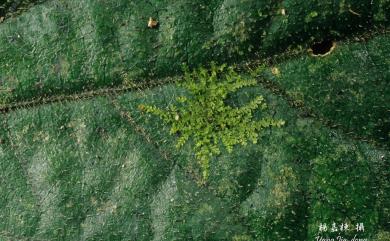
[139, 64, 285, 180]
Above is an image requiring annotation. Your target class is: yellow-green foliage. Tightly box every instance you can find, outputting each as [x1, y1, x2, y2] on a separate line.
[375, 231, 390, 241]
[139, 64, 284, 180]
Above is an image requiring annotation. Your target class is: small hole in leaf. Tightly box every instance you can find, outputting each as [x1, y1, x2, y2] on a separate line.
[309, 40, 336, 56]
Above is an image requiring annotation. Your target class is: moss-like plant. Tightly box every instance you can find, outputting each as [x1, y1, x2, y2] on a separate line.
[139, 63, 284, 180]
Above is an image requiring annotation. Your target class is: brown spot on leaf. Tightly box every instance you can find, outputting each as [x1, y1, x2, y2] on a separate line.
[148, 17, 159, 28]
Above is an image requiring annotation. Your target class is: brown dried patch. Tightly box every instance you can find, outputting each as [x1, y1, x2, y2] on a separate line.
[148, 17, 159, 29]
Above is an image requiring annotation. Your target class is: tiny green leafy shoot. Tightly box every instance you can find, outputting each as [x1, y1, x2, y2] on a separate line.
[139, 63, 285, 181]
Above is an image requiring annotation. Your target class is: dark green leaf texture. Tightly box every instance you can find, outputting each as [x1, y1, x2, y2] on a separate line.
[0, 0, 389, 104]
[0, 0, 389, 240]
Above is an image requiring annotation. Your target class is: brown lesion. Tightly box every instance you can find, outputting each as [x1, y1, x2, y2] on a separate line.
[147, 17, 159, 29]
[308, 39, 336, 57]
